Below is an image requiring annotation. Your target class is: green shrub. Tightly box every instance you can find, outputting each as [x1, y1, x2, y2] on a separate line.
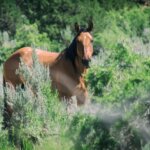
[87, 66, 112, 96]
[69, 112, 145, 150]
[69, 114, 118, 150]
[0, 47, 14, 65]
[142, 143, 150, 150]
[94, 6, 150, 51]
[15, 23, 51, 50]
[0, 130, 15, 150]
[0, 31, 16, 64]
[112, 119, 143, 150]
[1, 51, 68, 148]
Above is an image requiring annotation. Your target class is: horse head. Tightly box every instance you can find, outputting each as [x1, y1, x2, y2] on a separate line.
[74, 21, 93, 73]
[65, 21, 93, 74]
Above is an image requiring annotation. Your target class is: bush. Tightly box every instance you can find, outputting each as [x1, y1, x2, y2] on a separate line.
[1, 51, 68, 148]
[69, 112, 146, 150]
[15, 23, 52, 50]
[69, 114, 118, 150]
[86, 66, 112, 96]
[112, 119, 143, 150]
[0, 31, 16, 64]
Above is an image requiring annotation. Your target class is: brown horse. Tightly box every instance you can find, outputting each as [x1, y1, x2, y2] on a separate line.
[3, 22, 93, 129]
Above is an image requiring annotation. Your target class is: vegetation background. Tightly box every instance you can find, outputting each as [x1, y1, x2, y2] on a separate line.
[0, 0, 150, 149]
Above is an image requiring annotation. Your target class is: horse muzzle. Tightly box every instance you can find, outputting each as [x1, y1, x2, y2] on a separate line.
[82, 59, 91, 68]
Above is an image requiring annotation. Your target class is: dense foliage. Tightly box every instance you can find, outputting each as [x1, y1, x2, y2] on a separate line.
[0, 0, 150, 149]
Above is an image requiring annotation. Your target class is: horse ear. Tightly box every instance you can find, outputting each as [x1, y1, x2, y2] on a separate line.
[74, 22, 80, 33]
[87, 21, 93, 32]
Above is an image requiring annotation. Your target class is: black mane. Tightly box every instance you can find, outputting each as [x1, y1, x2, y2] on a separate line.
[65, 28, 87, 66]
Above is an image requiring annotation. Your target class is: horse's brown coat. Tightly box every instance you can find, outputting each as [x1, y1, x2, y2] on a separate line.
[3, 47, 59, 86]
[2, 22, 93, 129]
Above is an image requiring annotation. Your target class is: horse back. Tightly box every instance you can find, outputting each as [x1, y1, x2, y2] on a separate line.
[3, 47, 59, 86]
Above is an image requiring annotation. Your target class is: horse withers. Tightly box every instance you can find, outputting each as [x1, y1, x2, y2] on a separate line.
[3, 21, 94, 128]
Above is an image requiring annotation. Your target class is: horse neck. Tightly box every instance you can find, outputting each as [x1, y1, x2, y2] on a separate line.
[55, 51, 85, 81]
[64, 39, 77, 71]
[75, 57, 87, 76]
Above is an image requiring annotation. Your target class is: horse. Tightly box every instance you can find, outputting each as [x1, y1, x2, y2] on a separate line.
[2, 21, 94, 129]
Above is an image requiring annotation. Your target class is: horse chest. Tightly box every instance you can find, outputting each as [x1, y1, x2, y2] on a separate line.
[50, 66, 80, 94]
